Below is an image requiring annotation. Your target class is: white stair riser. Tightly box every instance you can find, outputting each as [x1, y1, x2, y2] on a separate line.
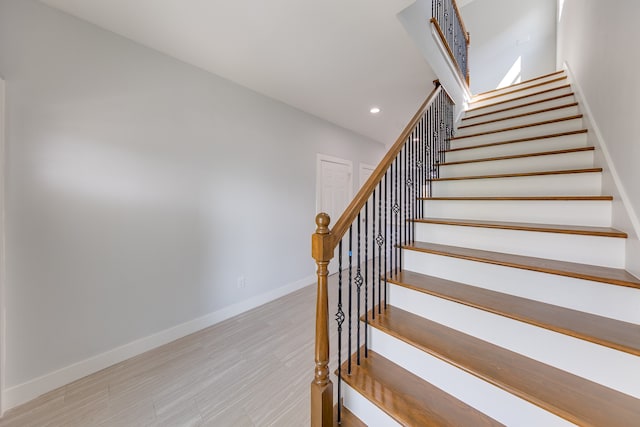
[451, 118, 583, 149]
[403, 250, 640, 324]
[456, 105, 580, 137]
[369, 328, 574, 427]
[463, 95, 576, 125]
[472, 73, 566, 102]
[445, 132, 588, 163]
[440, 150, 594, 178]
[389, 285, 640, 398]
[342, 383, 401, 427]
[422, 199, 613, 227]
[431, 172, 602, 197]
[470, 79, 570, 109]
[467, 86, 573, 116]
[414, 222, 625, 268]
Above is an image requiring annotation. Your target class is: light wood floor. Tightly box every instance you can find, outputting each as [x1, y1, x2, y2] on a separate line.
[0, 278, 350, 427]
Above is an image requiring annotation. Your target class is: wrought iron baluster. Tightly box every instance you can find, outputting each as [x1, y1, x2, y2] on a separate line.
[372, 190, 376, 320]
[377, 181, 383, 314]
[407, 134, 415, 242]
[389, 161, 394, 278]
[412, 129, 417, 243]
[348, 225, 353, 375]
[402, 144, 407, 268]
[394, 155, 400, 275]
[384, 171, 388, 309]
[336, 239, 344, 423]
[364, 202, 369, 358]
[421, 116, 425, 209]
[356, 213, 362, 365]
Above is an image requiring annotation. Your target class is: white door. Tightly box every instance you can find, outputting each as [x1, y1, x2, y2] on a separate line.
[316, 155, 353, 223]
[317, 155, 353, 274]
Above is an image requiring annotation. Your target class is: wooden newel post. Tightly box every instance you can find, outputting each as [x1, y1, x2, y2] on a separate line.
[311, 213, 334, 427]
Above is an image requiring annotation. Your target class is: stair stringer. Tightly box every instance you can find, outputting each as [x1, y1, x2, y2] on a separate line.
[563, 62, 640, 279]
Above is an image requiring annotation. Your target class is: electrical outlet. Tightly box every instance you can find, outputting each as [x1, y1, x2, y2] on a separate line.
[237, 276, 246, 289]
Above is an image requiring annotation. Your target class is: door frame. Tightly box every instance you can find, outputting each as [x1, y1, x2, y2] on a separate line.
[315, 154, 353, 218]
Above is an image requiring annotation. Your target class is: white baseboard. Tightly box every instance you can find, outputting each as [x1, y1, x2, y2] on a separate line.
[3, 273, 315, 411]
[562, 62, 640, 278]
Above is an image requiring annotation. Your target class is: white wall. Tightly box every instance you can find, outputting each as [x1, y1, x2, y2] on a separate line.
[557, 0, 640, 278]
[461, 0, 557, 94]
[0, 0, 385, 406]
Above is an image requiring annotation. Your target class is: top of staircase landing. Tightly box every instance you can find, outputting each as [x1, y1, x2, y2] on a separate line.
[466, 84, 572, 114]
[470, 76, 568, 105]
[472, 70, 566, 98]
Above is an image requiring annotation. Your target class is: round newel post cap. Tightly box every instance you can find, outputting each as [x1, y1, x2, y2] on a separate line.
[315, 213, 331, 234]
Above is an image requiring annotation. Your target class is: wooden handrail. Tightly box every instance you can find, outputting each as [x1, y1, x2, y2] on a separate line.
[310, 81, 450, 426]
[327, 82, 446, 250]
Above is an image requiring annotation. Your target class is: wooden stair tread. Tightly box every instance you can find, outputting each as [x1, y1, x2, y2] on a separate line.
[467, 85, 572, 113]
[334, 404, 365, 427]
[440, 146, 594, 166]
[462, 93, 575, 122]
[340, 350, 504, 427]
[430, 167, 602, 182]
[387, 270, 640, 355]
[458, 102, 579, 130]
[402, 241, 640, 289]
[369, 306, 640, 427]
[412, 217, 627, 238]
[445, 129, 588, 153]
[473, 71, 565, 97]
[420, 195, 613, 201]
[470, 76, 568, 104]
[450, 115, 583, 140]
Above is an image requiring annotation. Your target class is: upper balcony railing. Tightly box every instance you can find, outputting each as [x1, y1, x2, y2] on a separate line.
[432, 0, 470, 86]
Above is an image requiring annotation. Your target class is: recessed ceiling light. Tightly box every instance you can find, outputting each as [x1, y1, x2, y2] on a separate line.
[370, 107, 381, 114]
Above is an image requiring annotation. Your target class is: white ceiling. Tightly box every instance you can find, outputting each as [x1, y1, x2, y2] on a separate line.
[40, 0, 437, 145]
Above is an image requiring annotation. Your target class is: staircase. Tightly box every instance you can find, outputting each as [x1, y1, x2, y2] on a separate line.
[338, 71, 640, 426]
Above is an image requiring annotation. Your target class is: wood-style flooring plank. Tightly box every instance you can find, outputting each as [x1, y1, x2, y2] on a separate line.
[369, 306, 640, 427]
[402, 241, 640, 289]
[387, 270, 640, 355]
[340, 350, 504, 427]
